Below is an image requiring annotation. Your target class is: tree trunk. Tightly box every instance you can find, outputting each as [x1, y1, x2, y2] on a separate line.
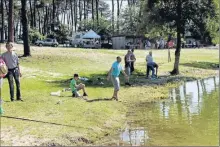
[37, 8, 41, 34]
[170, 0, 182, 75]
[1, 0, 4, 42]
[67, 11, 70, 31]
[117, 0, 119, 34]
[96, 0, 99, 26]
[79, 0, 82, 22]
[52, 0, 56, 31]
[33, 0, 36, 27]
[8, 0, 14, 42]
[29, 0, 33, 28]
[21, 0, 30, 56]
[120, 0, 123, 9]
[74, 0, 78, 32]
[70, 1, 74, 35]
[43, 6, 48, 35]
[92, 0, 94, 28]
[112, 0, 114, 34]
[19, 19, 22, 38]
[15, 16, 19, 40]
[84, 0, 86, 20]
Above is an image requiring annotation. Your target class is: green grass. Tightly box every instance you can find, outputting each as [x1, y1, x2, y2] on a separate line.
[0, 45, 218, 146]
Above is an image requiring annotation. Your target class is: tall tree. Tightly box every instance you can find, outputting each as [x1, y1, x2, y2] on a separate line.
[74, 0, 78, 32]
[52, 0, 56, 31]
[116, 0, 119, 34]
[70, 0, 74, 34]
[111, 0, 114, 34]
[92, 0, 94, 28]
[146, 0, 216, 75]
[1, 0, 4, 42]
[8, 0, 14, 42]
[96, 0, 99, 26]
[21, 0, 30, 56]
[29, 0, 34, 28]
[33, 0, 36, 27]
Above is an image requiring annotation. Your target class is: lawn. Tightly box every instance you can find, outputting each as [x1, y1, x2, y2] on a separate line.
[0, 45, 218, 146]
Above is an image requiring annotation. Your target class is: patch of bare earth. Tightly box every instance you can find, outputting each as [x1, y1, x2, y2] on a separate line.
[1, 127, 49, 146]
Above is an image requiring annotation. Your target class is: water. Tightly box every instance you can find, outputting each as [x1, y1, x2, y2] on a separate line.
[118, 77, 219, 146]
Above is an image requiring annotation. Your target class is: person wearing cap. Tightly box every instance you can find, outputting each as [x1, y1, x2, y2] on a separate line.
[146, 51, 158, 79]
[70, 73, 88, 97]
[107, 56, 129, 101]
[1, 42, 22, 102]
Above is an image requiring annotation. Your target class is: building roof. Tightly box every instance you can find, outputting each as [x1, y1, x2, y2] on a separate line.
[82, 30, 100, 39]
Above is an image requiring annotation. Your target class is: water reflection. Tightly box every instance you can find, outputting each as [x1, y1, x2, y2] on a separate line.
[119, 77, 219, 146]
[165, 76, 219, 117]
[120, 128, 149, 146]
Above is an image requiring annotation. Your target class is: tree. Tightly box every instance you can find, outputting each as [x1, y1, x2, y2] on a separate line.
[146, 0, 216, 75]
[0, 0, 4, 42]
[21, 0, 31, 56]
[8, 0, 14, 42]
[111, 0, 114, 34]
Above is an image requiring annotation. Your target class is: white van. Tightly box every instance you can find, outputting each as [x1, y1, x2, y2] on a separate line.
[70, 32, 85, 47]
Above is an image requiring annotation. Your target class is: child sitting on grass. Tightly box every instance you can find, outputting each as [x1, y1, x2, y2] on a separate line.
[70, 73, 88, 97]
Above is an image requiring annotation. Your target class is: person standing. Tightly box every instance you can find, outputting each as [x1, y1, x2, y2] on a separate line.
[107, 56, 128, 101]
[1, 42, 22, 101]
[124, 50, 134, 85]
[130, 48, 136, 74]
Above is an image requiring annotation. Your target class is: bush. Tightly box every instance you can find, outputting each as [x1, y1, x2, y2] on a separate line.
[47, 25, 69, 44]
[29, 28, 45, 44]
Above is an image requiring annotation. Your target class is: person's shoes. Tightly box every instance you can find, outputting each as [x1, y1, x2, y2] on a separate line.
[83, 93, 88, 96]
[11, 99, 14, 102]
[111, 97, 118, 101]
[17, 98, 23, 101]
[72, 93, 76, 97]
[151, 75, 157, 79]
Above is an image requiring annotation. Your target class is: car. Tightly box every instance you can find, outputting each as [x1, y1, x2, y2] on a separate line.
[101, 43, 112, 49]
[35, 38, 59, 47]
[16, 40, 23, 44]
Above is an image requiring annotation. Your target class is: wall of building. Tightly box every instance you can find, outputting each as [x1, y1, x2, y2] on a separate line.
[112, 37, 126, 49]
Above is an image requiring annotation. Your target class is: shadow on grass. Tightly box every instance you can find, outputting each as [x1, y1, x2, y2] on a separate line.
[45, 73, 131, 89]
[86, 98, 113, 103]
[1, 116, 88, 129]
[46, 69, 147, 89]
[180, 62, 219, 70]
[45, 71, 200, 89]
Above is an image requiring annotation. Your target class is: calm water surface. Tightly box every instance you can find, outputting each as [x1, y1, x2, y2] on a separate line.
[118, 77, 219, 146]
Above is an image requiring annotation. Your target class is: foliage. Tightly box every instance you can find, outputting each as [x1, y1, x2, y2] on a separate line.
[119, 5, 140, 35]
[79, 16, 111, 34]
[29, 28, 45, 44]
[47, 24, 70, 43]
[146, 0, 216, 44]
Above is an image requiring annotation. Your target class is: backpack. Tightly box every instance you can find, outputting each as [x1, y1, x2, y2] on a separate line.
[0, 57, 8, 78]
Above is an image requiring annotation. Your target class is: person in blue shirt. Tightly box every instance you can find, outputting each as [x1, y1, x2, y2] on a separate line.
[107, 56, 128, 101]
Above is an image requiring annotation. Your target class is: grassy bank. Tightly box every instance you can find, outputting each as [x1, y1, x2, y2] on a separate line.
[0, 45, 218, 146]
